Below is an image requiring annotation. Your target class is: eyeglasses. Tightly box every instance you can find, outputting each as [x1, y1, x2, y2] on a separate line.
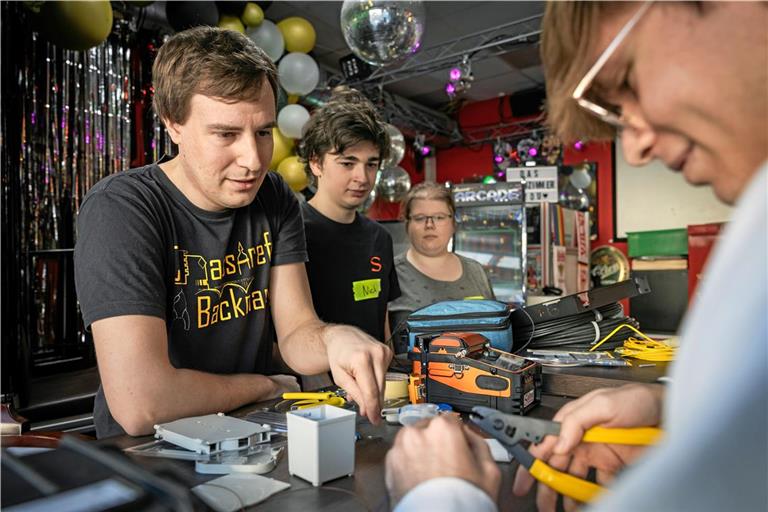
[408, 214, 452, 225]
[571, 1, 653, 130]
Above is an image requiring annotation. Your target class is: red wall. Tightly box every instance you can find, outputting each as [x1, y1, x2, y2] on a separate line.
[436, 144, 493, 184]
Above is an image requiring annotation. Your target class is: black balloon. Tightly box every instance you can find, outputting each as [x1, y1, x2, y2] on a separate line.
[215, 1, 246, 16]
[166, 1, 219, 32]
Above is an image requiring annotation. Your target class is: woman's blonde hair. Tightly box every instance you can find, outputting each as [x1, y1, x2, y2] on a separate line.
[402, 182, 455, 223]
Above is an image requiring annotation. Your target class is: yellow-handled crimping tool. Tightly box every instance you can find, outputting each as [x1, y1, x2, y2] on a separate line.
[282, 391, 346, 410]
[470, 406, 662, 503]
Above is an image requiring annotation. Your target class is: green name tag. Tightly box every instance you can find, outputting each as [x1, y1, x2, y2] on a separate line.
[352, 278, 381, 302]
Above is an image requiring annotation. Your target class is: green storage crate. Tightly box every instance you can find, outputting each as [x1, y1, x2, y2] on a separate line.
[627, 228, 688, 258]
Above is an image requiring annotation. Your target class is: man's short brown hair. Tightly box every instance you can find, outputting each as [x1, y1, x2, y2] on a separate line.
[541, 1, 618, 142]
[152, 27, 278, 125]
[297, 87, 390, 174]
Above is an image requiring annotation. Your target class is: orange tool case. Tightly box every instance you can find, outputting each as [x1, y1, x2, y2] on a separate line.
[409, 332, 541, 415]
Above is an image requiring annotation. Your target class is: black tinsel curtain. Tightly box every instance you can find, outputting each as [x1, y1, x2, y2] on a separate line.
[1, 2, 172, 404]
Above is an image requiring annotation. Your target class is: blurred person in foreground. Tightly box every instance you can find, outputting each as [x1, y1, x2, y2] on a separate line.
[385, 2, 767, 510]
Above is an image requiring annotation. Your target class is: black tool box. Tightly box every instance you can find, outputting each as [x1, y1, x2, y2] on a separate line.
[409, 332, 541, 415]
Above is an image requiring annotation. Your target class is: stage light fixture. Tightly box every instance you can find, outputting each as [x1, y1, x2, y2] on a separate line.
[414, 134, 434, 157]
[445, 55, 473, 99]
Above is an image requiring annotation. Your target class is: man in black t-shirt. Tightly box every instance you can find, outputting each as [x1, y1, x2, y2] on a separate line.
[73, 28, 391, 438]
[297, 89, 401, 346]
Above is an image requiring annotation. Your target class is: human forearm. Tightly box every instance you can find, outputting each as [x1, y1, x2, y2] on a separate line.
[106, 368, 279, 436]
[277, 318, 333, 375]
[92, 315, 292, 436]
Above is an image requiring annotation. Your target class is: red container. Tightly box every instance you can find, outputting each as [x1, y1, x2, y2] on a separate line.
[687, 223, 726, 304]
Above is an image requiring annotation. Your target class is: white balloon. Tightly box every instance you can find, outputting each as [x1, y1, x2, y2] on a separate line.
[569, 168, 593, 189]
[246, 19, 284, 63]
[277, 104, 310, 139]
[278, 52, 320, 96]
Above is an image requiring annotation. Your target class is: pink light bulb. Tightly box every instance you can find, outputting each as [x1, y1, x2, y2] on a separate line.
[449, 68, 461, 81]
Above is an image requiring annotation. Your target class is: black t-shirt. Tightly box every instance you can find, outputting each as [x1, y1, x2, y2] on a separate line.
[74, 162, 307, 438]
[301, 202, 400, 342]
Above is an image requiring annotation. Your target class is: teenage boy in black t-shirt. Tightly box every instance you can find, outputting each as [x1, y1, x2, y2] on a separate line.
[298, 89, 401, 346]
[73, 28, 391, 439]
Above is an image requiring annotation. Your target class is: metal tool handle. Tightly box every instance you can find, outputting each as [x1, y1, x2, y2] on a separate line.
[582, 426, 662, 445]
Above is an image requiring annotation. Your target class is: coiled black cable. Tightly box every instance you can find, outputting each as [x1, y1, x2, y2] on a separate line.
[513, 302, 640, 352]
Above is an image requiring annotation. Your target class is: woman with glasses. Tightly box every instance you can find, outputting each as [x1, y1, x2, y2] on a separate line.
[388, 182, 494, 349]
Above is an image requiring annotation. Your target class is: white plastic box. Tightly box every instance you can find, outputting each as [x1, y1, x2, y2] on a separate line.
[286, 405, 356, 486]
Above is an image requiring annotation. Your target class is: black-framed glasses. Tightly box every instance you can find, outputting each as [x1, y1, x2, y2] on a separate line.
[408, 214, 452, 225]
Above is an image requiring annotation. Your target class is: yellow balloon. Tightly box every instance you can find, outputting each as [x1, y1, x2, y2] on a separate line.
[218, 15, 245, 34]
[277, 17, 316, 54]
[270, 128, 295, 170]
[277, 156, 309, 192]
[241, 2, 264, 27]
[36, 1, 113, 51]
[287, 94, 300, 105]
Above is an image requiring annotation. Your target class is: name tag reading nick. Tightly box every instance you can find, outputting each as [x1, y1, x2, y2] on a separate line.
[352, 279, 381, 301]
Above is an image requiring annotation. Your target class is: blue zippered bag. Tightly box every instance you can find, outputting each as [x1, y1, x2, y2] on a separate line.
[406, 299, 515, 352]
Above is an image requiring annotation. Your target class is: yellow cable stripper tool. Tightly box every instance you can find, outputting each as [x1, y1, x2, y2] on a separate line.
[470, 406, 662, 503]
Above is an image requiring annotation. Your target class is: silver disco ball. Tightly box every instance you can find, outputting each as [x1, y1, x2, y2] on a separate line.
[382, 123, 406, 168]
[340, 1, 426, 66]
[358, 185, 378, 213]
[559, 184, 590, 211]
[377, 165, 411, 202]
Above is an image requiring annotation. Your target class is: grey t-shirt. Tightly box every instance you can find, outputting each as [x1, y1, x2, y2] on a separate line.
[74, 162, 307, 438]
[388, 252, 495, 332]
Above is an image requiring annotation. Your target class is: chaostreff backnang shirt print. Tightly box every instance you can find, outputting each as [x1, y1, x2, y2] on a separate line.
[74, 160, 307, 437]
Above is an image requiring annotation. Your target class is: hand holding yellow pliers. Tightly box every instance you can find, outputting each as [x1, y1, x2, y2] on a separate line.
[470, 406, 662, 503]
[282, 391, 346, 410]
